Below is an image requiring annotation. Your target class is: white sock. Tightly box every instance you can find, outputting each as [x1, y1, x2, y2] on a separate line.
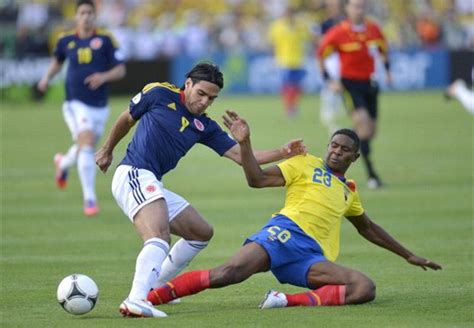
[320, 88, 341, 134]
[128, 237, 169, 301]
[77, 145, 97, 202]
[152, 239, 208, 288]
[59, 144, 78, 171]
[452, 81, 474, 114]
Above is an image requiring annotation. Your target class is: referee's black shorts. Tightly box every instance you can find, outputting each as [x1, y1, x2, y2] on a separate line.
[341, 78, 379, 119]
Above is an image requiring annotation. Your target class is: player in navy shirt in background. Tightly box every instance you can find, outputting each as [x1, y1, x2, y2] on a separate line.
[38, 0, 126, 216]
[95, 62, 306, 318]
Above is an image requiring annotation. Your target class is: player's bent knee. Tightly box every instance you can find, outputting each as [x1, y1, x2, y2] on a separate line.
[357, 278, 376, 303]
[189, 222, 214, 242]
[357, 128, 372, 140]
[200, 223, 214, 241]
[77, 131, 96, 147]
[346, 272, 376, 304]
[363, 279, 376, 302]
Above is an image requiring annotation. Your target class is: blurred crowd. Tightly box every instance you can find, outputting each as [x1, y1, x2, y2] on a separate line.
[1, 0, 473, 60]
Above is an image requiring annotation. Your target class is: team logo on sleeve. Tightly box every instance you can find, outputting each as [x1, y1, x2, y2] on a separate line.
[132, 92, 142, 104]
[193, 118, 204, 131]
[90, 37, 103, 50]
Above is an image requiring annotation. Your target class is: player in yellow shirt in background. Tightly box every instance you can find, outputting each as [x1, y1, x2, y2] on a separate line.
[268, 8, 311, 117]
[147, 110, 441, 310]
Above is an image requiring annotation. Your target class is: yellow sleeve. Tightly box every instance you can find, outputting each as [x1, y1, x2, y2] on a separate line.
[268, 21, 279, 45]
[344, 190, 365, 217]
[277, 155, 306, 187]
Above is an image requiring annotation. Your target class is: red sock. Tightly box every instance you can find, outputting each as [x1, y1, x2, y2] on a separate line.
[286, 285, 346, 307]
[147, 270, 210, 305]
[281, 85, 301, 115]
[281, 86, 292, 110]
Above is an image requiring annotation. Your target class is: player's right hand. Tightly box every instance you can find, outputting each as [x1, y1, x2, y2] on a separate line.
[406, 255, 442, 271]
[37, 78, 49, 93]
[95, 147, 113, 173]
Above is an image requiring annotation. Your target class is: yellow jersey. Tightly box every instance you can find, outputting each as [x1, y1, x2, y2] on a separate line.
[268, 17, 310, 68]
[277, 154, 364, 261]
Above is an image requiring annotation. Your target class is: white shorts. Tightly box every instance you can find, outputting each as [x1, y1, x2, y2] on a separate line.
[62, 100, 109, 141]
[112, 165, 190, 222]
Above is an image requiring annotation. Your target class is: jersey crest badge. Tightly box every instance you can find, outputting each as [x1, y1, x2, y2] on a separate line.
[194, 118, 204, 131]
[146, 185, 156, 193]
[90, 37, 103, 50]
[67, 41, 76, 49]
[346, 180, 356, 192]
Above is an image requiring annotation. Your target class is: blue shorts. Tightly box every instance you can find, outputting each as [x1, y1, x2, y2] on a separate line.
[245, 215, 327, 288]
[281, 69, 306, 87]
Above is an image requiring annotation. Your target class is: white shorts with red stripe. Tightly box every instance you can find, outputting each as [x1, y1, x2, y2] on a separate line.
[112, 165, 189, 222]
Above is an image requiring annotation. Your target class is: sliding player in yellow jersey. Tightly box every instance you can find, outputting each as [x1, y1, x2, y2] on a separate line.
[148, 111, 441, 310]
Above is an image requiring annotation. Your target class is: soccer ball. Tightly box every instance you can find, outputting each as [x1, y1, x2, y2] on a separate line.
[57, 274, 99, 315]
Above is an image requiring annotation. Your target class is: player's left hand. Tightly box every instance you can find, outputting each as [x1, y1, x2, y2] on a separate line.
[281, 139, 307, 158]
[407, 255, 442, 271]
[84, 73, 106, 90]
[223, 110, 250, 143]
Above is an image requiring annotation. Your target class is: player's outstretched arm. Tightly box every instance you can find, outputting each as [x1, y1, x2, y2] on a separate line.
[37, 58, 63, 93]
[95, 109, 136, 173]
[222, 110, 306, 165]
[346, 213, 442, 271]
[222, 110, 285, 188]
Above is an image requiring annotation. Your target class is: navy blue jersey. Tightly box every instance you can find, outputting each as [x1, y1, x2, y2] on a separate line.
[120, 82, 237, 180]
[54, 29, 123, 107]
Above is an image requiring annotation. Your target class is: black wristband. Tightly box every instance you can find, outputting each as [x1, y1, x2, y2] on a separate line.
[384, 61, 391, 72]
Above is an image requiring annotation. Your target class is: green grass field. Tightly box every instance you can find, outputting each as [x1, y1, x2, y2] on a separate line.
[1, 91, 473, 327]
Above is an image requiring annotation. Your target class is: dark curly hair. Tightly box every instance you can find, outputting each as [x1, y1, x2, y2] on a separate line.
[76, 0, 95, 10]
[183, 62, 224, 89]
[332, 129, 360, 151]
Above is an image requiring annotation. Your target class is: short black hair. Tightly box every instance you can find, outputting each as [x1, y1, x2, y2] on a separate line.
[184, 62, 224, 89]
[76, 0, 95, 10]
[331, 128, 360, 151]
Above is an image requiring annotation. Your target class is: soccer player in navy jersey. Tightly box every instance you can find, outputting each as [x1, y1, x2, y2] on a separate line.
[38, 0, 126, 216]
[95, 62, 306, 318]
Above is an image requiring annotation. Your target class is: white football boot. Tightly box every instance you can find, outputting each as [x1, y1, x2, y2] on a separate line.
[119, 299, 167, 318]
[259, 290, 288, 309]
[167, 298, 181, 305]
[367, 177, 382, 190]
